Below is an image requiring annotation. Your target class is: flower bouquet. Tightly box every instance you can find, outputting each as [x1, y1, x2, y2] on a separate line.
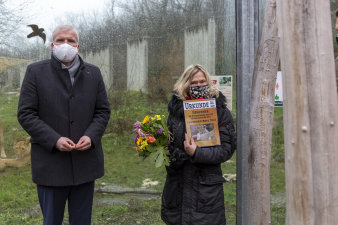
[134, 115, 170, 168]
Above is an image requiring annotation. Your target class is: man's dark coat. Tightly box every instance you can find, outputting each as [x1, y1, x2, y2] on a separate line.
[17, 55, 111, 186]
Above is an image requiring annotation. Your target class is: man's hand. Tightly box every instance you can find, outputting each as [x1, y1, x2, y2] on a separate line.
[56, 137, 75, 151]
[75, 136, 91, 151]
[184, 133, 197, 156]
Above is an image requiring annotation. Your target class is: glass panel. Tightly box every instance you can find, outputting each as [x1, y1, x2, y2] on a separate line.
[5, 0, 334, 224]
[0, 0, 238, 223]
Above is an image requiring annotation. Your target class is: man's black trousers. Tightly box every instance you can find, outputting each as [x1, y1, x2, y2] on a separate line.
[37, 181, 95, 225]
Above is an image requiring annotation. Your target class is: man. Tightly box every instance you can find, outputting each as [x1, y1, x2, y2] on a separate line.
[17, 25, 110, 225]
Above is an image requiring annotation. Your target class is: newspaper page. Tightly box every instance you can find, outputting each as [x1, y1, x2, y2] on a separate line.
[183, 99, 220, 147]
[210, 75, 233, 111]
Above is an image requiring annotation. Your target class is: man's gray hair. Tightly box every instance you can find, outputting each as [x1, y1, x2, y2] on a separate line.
[52, 25, 79, 42]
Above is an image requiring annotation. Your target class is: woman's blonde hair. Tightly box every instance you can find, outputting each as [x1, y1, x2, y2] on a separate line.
[173, 64, 219, 100]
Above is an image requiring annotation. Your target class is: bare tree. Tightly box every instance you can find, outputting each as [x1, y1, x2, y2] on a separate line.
[0, 0, 32, 49]
[248, 0, 279, 224]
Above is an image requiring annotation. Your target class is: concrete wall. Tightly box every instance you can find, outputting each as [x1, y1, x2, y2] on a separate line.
[7, 66, 20, 89]
[224, 0, 236, 75]
[184, 18, 216, 76]
[2, 49, 113, 91]
[5, 62, 31, 89]
[127, 38, 148, 91]
[83, 47, 113, 90]
[19, 63, 28, 89]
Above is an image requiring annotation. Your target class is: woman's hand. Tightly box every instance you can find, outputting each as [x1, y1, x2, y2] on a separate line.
[184, 133, 197, 156]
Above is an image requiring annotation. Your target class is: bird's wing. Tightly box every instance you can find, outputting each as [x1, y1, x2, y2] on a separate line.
[27, 24, 39, 32]
[27, 32, 36, 38]
[39, 33, 46, 43]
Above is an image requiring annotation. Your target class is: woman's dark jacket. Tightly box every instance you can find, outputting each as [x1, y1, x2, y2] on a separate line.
[161, 92, 236, 225]
[17, 55, 111, 186]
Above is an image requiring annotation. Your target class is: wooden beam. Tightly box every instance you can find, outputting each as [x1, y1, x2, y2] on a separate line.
[0, 120, 6, 158]
[277, 0, 338, 224]
[248, 0, 279, 223]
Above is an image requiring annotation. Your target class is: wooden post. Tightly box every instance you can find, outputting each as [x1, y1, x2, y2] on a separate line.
[336, 57, 338, 93]
[277, 0, 338, 224]
[335, 10, 338, 94]
[248, 0, 279, 224]
[0, 120, 6, 158]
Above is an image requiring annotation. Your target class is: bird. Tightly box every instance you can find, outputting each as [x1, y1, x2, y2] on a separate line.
[27, 24, 46, 43]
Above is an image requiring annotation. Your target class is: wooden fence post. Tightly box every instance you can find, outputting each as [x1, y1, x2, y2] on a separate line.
[248, 0, 279, 224]
[0, 121, 6, 158]
[277, 0, 338, 224]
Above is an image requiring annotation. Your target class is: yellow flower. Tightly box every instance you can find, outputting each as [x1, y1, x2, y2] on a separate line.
[136, 137, 144, 145]
[154, 115, 161, 120]
[140, 139, 148, 150]
[142, 115, 149, 124]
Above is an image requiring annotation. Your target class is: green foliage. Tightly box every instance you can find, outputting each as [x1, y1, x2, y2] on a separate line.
[0, 167, 42, 224]
[271, 206, 286, 225]
[148, 146, 170, 168]
[0, 93, 28, 157]
[99, 134, 166, 189]
[92, 199, 163, 225]
[106, 90, 168, 136]
[272, 107, 285, 163]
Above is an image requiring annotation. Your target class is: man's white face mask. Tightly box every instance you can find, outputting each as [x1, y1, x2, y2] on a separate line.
[53, 43, 78, 62]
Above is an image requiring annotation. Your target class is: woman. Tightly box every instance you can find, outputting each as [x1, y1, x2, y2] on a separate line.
[161, 64, 236, 225]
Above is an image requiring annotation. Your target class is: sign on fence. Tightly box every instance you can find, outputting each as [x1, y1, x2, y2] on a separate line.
[210, 75, 233, 111]
[275, 71, 283, 107]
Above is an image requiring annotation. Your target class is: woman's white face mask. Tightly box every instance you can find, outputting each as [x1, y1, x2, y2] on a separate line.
[52, 43, 78, 62]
